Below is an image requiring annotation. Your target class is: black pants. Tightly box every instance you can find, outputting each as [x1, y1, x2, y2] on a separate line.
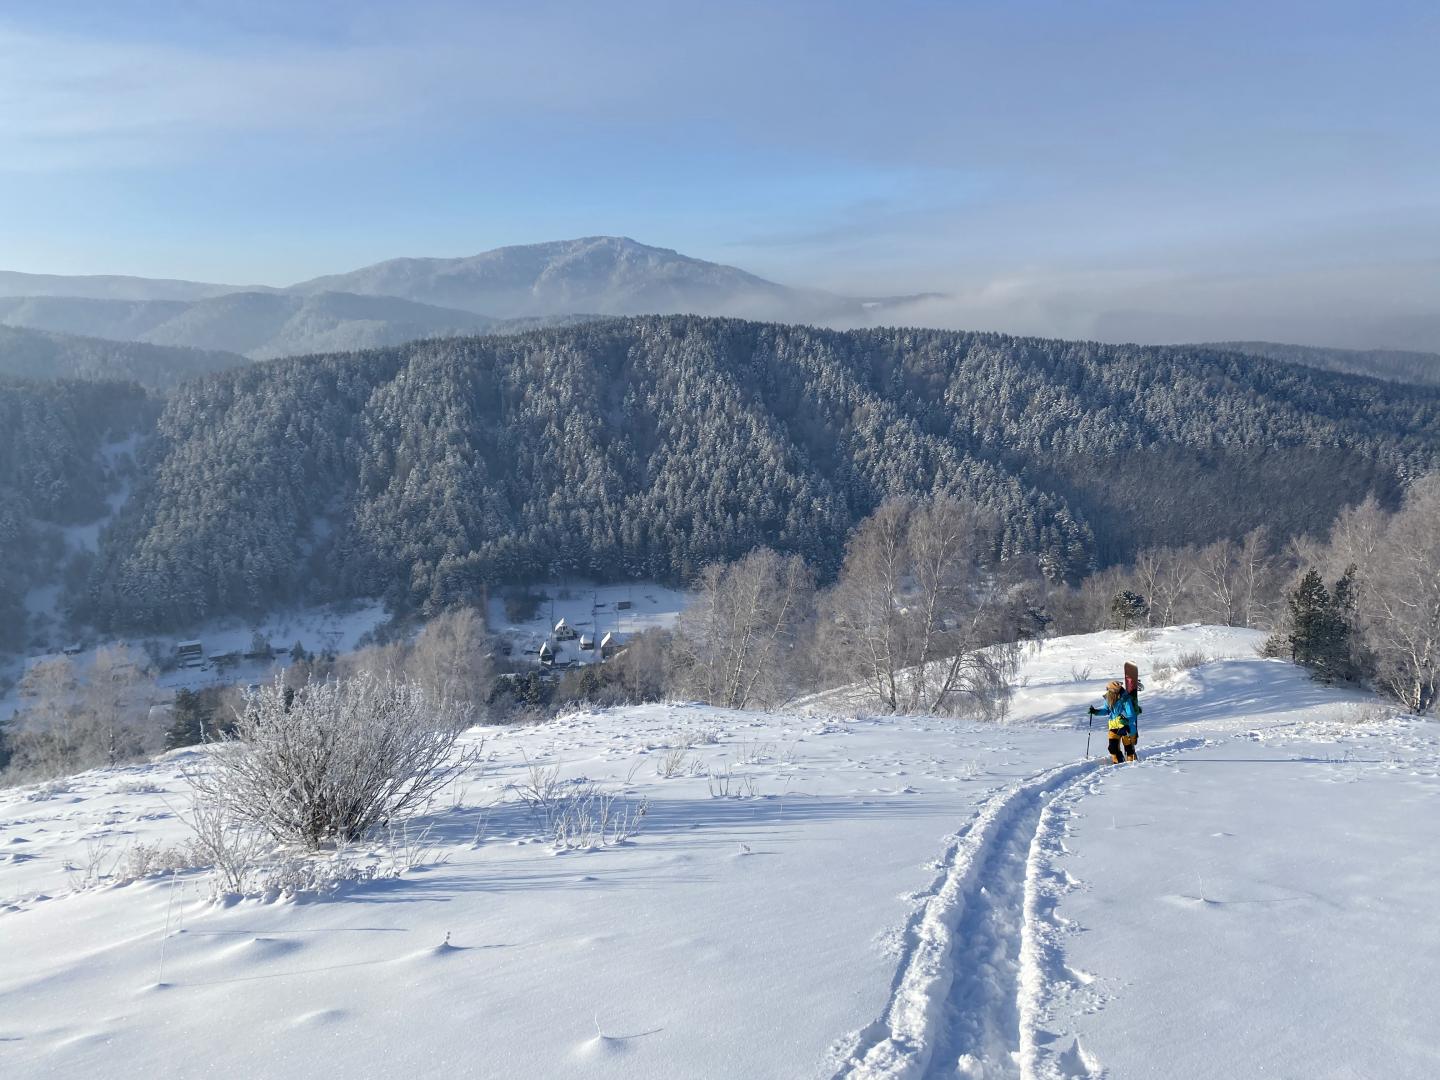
[1108, 734, 1137, 763]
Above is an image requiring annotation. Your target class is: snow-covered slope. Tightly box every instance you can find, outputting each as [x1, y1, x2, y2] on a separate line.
[1, 626, 1435, 1079]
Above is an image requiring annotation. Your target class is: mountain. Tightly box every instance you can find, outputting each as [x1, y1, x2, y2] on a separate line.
[286, 236, 868, 321]
[138, 291, 497, 360]
[0, 270, 251, 303]
[0, 292, 497, 361]
[1206, 341, 1440, 388]
[1, 239, 880, 327]
[73, 316, 1440, 632]
[0, 324, 246, 388]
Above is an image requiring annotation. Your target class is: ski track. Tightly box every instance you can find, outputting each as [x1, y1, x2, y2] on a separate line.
[833, 737, 1207, 1080]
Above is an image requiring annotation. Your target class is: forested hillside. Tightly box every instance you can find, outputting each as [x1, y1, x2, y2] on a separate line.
[74, 317, 1440, 632]
[0, 325, 245, 389]
[0, 378, 157, 647]
[1210, 341, 1440, 388]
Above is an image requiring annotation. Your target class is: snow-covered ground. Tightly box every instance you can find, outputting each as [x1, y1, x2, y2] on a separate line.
[487, 581, 690, 665]
[1, 626, 1436, 1079]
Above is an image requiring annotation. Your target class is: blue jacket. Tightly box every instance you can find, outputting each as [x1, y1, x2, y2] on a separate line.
[1098, 693, 1139, 736]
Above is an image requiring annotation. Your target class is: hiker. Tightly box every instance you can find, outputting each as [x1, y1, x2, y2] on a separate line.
[1089, 679, 1139, 763]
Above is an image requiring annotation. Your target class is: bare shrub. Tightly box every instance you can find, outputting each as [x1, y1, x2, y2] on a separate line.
[510, 757, 564, 818]
[734, 739, 776, 765]
[182, 787, 272, 894]
[254, 851, 380, 898]
[64, 837, 123, 890]
[118, 841, 202, 882]
[114, 779, 166, 795]
[1339, 702, 1394, 725]
[655, 747, 698, 778]
[707, 762, 756, 799]
[548, 783, 648, 850]
[1175, 650, 1210, 670]
[1070, 663, 1093, 683]
[189, 673, 475, 849]
[510, 762, 647, 849]
[25, 778, 76, 802]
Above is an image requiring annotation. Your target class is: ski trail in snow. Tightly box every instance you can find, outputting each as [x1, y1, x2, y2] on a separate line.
[833, 738, 1206, 1080]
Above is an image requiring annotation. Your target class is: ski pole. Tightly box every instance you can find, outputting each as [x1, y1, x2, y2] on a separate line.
[1085, 709, 1093, 759]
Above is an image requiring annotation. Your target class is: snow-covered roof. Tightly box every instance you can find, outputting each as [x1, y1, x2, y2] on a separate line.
[554, 618, 568, 631]
[600, 632, 615, 646]
[176, 640, 203, 649]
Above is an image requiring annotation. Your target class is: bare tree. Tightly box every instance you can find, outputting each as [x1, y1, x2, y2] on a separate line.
[825, 499, 913, 712]
[674, 548, 814, 708]
[1133, 546, 1195, 626]
[404, 606, 492, 721]
[1194, 538, 1241, 626]
[5, 657, 82, 779]
[1131, 549, 1164, 627]
[826, 496, 1014, 716]
[83, 644, 149, 766]
[1234, 526, 1281, 629]
[905, 497, 997, 713]
[1358, 476, 1440, 712]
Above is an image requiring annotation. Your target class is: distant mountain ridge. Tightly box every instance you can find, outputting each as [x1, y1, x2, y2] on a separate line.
[0, 270, 259, 303]
[0, 324, 245, 388]
[1206, 341, 1440, 388]
[0, 238, 894, 356]
[0, 291, 497, 361]
[286, 236, 864, 321]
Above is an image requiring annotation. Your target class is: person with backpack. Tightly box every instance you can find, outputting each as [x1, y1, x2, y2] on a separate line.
[1089, 679, 1140, 763]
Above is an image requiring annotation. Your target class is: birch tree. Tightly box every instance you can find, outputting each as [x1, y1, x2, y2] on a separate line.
[674, 548, 814, 709]
[1361, 476, 1440, 712]
[827, 496, 1014, 716]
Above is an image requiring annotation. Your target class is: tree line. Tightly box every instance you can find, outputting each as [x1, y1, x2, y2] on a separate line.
[5, 477, 1436, 790]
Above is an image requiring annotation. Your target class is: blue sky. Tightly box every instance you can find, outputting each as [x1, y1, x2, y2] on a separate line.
[1, 1, 1436, 346]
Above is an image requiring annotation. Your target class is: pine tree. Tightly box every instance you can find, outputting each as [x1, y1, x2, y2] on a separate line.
[1287, 567, 1357, 683]
[164, 688, 207, 750]
[1287, 570, 1331, 669]
[1110, 590, 1149, 630]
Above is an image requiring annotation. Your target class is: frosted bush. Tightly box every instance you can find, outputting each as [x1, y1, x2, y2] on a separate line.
[189, 673, 476, 849]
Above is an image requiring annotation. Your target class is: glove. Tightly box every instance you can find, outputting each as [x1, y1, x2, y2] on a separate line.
[1087, 707, 1099, 716]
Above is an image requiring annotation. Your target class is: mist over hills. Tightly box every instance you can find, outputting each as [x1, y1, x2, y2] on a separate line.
[0, 324, 245, 388]
[0, 239, 898, 366]
[1207, 341, 1440, 388]
[5, 239, 1438, 390]
[0, 270, 254, 303]
[0, 292, 497, 362]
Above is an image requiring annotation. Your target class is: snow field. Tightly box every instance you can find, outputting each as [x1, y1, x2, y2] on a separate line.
[0, 625, 1434, 1079]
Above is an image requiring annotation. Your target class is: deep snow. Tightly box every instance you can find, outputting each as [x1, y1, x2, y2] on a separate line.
[1, 626, 1435, 1079]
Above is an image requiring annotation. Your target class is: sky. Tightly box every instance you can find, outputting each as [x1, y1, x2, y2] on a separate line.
[1, 0, 1437, 349]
